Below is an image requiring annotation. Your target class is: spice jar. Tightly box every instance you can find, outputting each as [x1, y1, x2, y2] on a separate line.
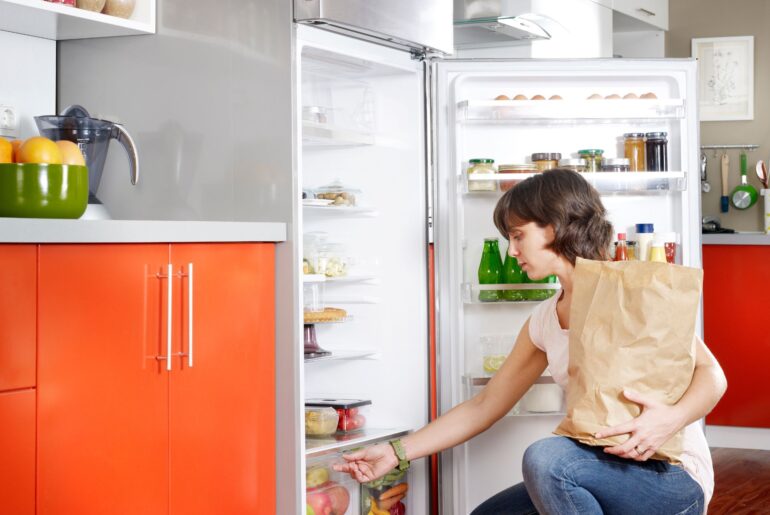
[531, 153, 561, 172]
[559, 158, 587, 173]
[498, 164, 537, 191]
[467, 159, 497, 191]
[623, 133, 646, 171]
[601, 157, 630, 172]
[578, 149, 604, 172]
[645, 132, 668, 171]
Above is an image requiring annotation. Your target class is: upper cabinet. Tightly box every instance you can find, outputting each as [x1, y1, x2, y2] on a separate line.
[0, 0, 155, 40]
[613, 0, 668, 31]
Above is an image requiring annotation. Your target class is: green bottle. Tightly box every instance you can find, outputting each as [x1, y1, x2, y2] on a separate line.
[523, 273, 558, 301]
[478, 238, 503, 302]
[501, 253, 525, 301]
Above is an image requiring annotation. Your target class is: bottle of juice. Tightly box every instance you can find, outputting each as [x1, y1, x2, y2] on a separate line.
[501, 253, 525, 301]
[614, 233, 629, 261]
[478, 238, 503, 302]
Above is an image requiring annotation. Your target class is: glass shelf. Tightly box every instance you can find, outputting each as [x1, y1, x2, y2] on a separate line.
[302, 121, 375, 147]
[305, 349, 380, 363]
[464, 171, 686, 195]
[462, 282, 560, 304]
[464, 374, 555, 386]
[457, 98, 685, 124]
[305, 427, 410, 458]
[302, 274, 379, 284]
[303, 205, 379, 217]
[464, 375, 565, 417]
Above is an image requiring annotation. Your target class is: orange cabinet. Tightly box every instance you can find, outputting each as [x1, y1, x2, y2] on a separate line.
[0, 389, 35, 515]
[37, 243, 275, 514]
[0, 244, 36, 391]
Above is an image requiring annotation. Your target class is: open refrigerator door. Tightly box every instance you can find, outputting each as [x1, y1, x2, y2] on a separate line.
[431, 58, 700, 513]
[295, 25, 430, 514]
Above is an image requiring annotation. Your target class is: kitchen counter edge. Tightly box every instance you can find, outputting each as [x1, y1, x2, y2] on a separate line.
[0, 219, 286, 243]
[702, 232, 770, 246]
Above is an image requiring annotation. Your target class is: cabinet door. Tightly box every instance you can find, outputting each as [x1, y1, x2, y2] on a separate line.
[613, 0, 668, 30]
[38, 244, 170, 515]
[168, 243, 275, 515]
[0, 245, 36, 391]
[0, 389, 35, 514]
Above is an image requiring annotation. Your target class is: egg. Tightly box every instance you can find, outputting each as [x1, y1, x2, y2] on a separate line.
[531, 95, 546, 100]
[605, 94, 621, 100]
[495, 94, 510, 101]
[641, 92, 658, 99]
[513, 94, 528, 100]
[587, 93, 603, 100]
[623, 93, 639, 99]
[549, 95, 563, 100]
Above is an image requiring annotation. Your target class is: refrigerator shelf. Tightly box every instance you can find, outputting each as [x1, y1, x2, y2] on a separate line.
[457, 99, 685, 123]
[305, 349, 380, 363]
[464, 171, 687, 194]
[302, 121, 375, 147]
[303, 274, 380, 284]
[462, 282, 560, 304]
[305, 427, 410, 458]
[303, 205, 379, 217]
[464, 374, 555, 386]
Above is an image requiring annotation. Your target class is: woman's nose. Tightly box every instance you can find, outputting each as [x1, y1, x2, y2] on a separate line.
[507, 242, 519, 257]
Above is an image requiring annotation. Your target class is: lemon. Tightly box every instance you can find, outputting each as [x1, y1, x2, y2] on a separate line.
[483, 355, 506, 374]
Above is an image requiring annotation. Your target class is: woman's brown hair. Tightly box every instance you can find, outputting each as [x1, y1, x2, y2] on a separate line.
[493, 168, 612, 265]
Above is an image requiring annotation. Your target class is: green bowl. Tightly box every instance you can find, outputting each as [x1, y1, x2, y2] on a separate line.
[0, 163, 88, 219]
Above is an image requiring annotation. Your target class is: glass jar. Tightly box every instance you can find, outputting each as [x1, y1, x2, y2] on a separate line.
[498, 164, 537, 191]
[559, 158, 587, 173]
[315, 242, 348, 278]
[645, 132, 668, 171]
[601, 157, 630, 172]
[623, 133, 646, 171]
[467, 159, 497, 191]
[303, 281, 325, 313]
[612, 240, 637, 260]
[578, 149, 604, 172]
[531, 153, 562, 172]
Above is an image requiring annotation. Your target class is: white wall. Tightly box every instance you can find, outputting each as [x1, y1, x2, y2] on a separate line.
[0, 31, 55, 140]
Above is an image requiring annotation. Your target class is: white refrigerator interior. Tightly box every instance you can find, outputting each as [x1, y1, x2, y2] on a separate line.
[296, 26, 430, 514]
[432, 59, 700, 513]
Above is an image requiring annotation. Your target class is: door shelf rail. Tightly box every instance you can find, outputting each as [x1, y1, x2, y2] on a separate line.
[463, 171, 686, 195]
[462, 282, 560, 304]
[464, 374, 555, 386]
[456, 98, 685, 123]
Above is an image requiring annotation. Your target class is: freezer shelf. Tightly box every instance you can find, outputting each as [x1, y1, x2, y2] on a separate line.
[457, 99, 685, 123]
[462, 283, 560, 304]
[465, 171, 687, 195]
[306, 427, 410, 458]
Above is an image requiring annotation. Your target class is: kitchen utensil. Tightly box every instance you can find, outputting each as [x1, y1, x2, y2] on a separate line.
[0, 163, 88, 218]
[700, 152, 710, 193]
[35, 105, 139, 205]
[720, 153, 729, 213]
[756, 159, 769, 189]
[731, 151, 758, 209]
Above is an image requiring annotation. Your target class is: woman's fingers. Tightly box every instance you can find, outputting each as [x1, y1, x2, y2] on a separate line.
[594, 420, 635, 440]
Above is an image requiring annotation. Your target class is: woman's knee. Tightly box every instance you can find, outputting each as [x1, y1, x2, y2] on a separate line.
[522, 437, 578, 483]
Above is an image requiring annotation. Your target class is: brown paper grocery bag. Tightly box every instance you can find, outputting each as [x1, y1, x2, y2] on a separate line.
[553, 258, 703, 464]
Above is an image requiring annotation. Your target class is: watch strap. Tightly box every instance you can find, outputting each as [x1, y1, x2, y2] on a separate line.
[390, 439, 410, 471]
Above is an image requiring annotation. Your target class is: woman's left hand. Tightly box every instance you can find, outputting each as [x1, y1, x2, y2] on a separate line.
[593, 388, 684, 462]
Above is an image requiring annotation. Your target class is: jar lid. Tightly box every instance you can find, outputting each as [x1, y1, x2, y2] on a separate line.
[578, 149, 604, 156]
[498, 164, 538, 171]
[469, 158, 495, 163]
[531, 152, 562, 161]
[559, 158, 587, 166]
[604, 157, 630, 165]
[623, 132, 645, 138]
[484, 237, 499, 242]
[645, 132, 668, 138]
[635, 223, 654, 233]
[305, 398, 372, 409]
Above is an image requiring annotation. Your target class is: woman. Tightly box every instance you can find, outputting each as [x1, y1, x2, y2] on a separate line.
[335, 169, 727, 514]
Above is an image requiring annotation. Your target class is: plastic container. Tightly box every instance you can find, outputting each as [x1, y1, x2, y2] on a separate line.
[305, 398, 371, 433]
[635, 223, 654, 261]
[306, 460, 358, 515]
[559, 158, 587, 173]
[315, 179, 360, 206]
[467, 159, 497, 191]
[623, 133, 646, 171]
[304, 406, 339, 437]
[645, 132, 668, 171]
[578, 149, 604, 172]
[361, 468, 410, 514]
[531, 153, 562, 172]
[498, 164, 537, 191]
[522, 383, 563, 413]
[601, 157, 630, 172]
[314, 242, 349, 278]
[303, 279, 325, 313]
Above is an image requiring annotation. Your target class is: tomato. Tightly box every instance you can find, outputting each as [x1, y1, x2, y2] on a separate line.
[347, 407, 358, 417]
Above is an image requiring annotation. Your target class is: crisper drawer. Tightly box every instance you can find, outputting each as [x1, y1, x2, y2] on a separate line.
[360, 467, 410, 515]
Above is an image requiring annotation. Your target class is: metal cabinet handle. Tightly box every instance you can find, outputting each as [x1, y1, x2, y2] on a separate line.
[187, 263, 194, 368]
[637, 7, 655, 16]
[166, 263, 173, 371]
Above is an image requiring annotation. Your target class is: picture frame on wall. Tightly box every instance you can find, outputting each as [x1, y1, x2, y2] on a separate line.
[692, 36, 754, 121]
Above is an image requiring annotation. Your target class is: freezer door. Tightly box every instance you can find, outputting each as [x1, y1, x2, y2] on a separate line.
[294, 0, 453, 55]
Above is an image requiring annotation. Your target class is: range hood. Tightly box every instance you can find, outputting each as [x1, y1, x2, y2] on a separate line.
[454, 0, 552, 46]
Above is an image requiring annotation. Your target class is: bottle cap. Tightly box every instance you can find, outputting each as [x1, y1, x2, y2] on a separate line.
[470, 158, 494, 163]
[623, 133, 645, 138]
[645, 132, 668, 139]
[617, 233, 626, 240]
[531, 153, 562, 161]
[635, 223, 654, 233]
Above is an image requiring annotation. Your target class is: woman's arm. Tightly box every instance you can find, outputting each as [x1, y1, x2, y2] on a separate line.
[334, 319, 548, 482]
[597, 336, 727, 461]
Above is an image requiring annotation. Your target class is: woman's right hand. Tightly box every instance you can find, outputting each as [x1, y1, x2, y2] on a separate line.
[333, 443, 399, 483]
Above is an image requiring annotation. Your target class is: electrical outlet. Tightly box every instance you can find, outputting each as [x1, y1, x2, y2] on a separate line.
[0, 105, 19, 138]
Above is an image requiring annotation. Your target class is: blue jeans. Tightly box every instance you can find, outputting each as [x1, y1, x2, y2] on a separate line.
[470, 436, 704, 515]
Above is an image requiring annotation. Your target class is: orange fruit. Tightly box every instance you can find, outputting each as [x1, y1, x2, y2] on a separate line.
[56, 140, 86, 166]
[10, 139, 23, 163]
[17, 136, 63, 164]
[0, 137, 12, 163]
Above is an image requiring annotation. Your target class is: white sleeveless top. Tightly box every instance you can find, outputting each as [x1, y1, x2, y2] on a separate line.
[528, 292, 714, 507]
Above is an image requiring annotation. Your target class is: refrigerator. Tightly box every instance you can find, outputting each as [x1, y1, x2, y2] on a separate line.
[293, 24, 701, 515]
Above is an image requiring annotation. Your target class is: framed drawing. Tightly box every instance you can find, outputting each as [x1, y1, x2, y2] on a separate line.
[692, 36, 754, 121]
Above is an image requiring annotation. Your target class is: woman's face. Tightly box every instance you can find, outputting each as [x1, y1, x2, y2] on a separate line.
[506, 222, 561, 280]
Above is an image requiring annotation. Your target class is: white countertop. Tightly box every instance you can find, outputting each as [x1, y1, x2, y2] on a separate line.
[0, 219, 286, 243]
[702, 232, 770, 246]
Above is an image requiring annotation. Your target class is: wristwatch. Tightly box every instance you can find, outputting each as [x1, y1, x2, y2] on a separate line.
[389, 439, 410, 471]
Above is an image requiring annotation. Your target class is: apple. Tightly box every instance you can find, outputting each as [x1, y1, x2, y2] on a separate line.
[325, 484, 350, 514]
[307, 490, 332, 515]
[389, 501, 406, 515]
[306, 504, 316, 515]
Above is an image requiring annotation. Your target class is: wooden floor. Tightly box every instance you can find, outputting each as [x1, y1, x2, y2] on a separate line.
[710, 448, 770, 514]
